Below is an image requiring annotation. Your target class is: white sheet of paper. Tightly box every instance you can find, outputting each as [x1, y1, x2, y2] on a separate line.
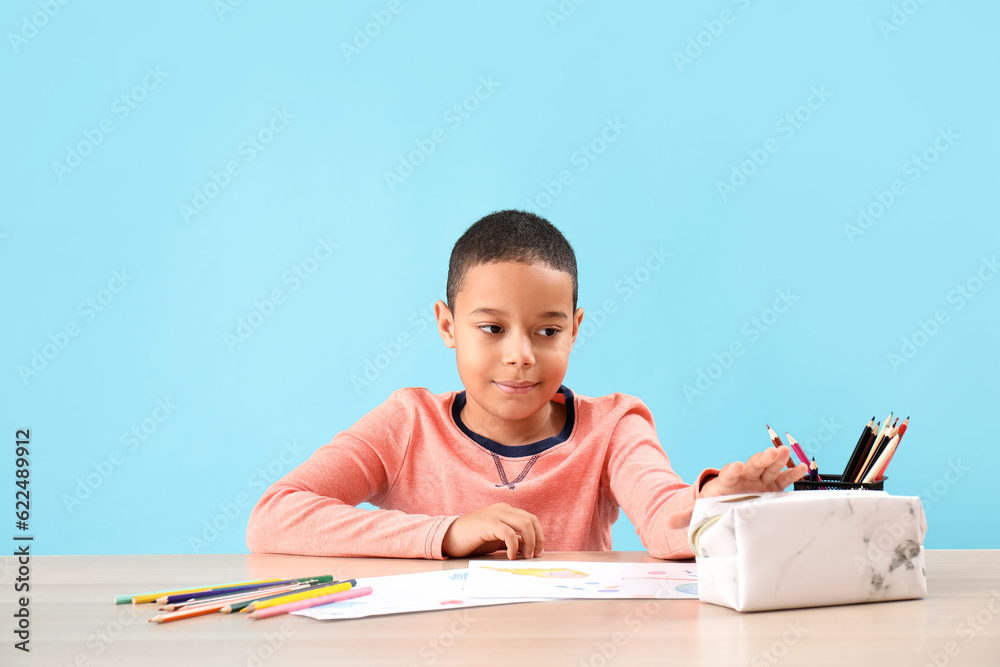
[463, 561, 699, 600]
[292, 568, 551, 620]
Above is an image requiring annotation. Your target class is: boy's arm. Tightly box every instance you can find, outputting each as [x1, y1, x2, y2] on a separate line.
[245, 392, 459, 560]
[605, 400, 718, 560]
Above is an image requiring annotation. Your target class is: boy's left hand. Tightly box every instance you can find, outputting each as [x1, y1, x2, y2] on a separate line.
[666, 445, 808, 529]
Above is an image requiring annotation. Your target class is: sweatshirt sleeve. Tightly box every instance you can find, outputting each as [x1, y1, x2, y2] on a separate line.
[245, 389, 459, 559]
[605, 397, 718, 560]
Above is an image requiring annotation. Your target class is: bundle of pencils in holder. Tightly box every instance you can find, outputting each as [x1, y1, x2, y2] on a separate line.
[789, 412, 909, 491]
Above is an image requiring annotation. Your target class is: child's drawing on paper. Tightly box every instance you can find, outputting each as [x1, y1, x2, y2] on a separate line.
[465, 561, 700, 600]
[481, 566, 588, 579]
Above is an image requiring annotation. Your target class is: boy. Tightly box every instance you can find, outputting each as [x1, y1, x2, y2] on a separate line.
[246, 210, 806, 560]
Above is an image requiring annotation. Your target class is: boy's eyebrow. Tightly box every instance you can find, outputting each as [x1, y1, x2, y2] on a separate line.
[469, 307, 569, 320]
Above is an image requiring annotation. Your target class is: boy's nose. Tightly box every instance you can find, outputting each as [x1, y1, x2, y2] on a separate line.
[502, 335, 535, 366]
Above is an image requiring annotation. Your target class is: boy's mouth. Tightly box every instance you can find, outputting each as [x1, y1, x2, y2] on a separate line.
[493, 381, 538, 394]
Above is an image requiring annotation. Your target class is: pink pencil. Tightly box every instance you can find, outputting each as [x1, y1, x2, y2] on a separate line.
[784, 433, 810, 468]
[246, 586, 373, 620]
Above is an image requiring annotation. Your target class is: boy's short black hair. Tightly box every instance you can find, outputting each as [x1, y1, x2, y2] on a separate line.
[447, 209, 578, 313]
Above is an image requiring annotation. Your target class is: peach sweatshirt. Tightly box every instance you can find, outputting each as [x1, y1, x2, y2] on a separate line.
[246, 385, 718, 560]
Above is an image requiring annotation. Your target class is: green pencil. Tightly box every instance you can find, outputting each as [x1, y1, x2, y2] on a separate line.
[113, 575, 335, 605]
[221, 579, 355, 614]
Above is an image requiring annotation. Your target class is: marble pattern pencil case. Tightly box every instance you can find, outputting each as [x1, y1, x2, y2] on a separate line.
[687, 490, 927, 612]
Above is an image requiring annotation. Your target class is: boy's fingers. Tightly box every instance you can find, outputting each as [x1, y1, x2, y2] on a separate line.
[775, 464, 808, 489]
[495, 524, 519, 560]
[716, 460, 744, 489]
[516, 517, 537, 559]
[501, 507, 543, 558]
[743, 446, 781, 486]
[530, 513, 544, 557]
[758, 447, 785, 486]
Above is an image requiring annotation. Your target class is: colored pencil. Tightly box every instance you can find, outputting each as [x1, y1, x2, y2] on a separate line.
[222, 580, 354, 614]
[876, 418, 908, 479]
[809, 458, 819, 482]
[149, 584, 316, 622]
[860, 427, 896, 482]
[130, 578, 283, 605]
[872, 435, 901, 481]
[845, 425, 877, 484]
[162, 585, 310, 614]
[244, 580, 355, 613]
[873, 412, 893, 447]
[161, 583, 309, 611]
[852, 422, 884, 483]
[863, 434, 900, 483]
[841, 417, 874, 479]
[856, 430, 886, 483]
[247, 586, 374, 620]
[766, 425, 796, 469]
[156, 575, 335, 604]
[784, 433, 810, 468]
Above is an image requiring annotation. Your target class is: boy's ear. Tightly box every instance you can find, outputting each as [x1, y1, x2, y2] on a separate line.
[569, 307, 584, 348]
[434, 300, 456, 349]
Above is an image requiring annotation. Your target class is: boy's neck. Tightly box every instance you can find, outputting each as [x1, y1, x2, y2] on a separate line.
[460, 397, 566, 448]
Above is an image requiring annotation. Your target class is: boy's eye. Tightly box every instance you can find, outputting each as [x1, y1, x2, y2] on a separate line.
[478, 324, 503, 334]
[539, 328, 560, 337]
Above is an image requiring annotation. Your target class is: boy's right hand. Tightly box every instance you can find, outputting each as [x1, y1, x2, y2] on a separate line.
[441, 503, 544, 560]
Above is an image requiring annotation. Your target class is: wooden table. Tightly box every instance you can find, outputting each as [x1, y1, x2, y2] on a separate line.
[2, 550, 998, 666]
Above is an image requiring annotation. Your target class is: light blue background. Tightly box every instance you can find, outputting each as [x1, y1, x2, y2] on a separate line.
[4, 1, 997, 555]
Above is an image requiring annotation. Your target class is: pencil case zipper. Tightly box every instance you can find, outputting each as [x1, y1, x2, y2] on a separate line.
[688, 515, 722, 557]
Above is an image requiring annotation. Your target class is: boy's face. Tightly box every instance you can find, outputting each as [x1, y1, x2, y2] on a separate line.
[435, 260, 584, 427]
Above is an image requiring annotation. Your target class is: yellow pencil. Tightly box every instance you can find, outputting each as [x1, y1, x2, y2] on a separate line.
[243, 580, 355, 613]
[131, 578, 283, 605]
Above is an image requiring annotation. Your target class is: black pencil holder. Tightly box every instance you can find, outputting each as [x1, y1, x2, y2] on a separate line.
[793, 474, 886, 491]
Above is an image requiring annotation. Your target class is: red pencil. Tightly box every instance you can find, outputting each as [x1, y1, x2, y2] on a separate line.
[876, 417, 909, 479]
[766, 425, 795, 469]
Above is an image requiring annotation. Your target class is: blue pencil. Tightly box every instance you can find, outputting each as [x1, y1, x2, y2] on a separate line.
[156, 575, 335, 605]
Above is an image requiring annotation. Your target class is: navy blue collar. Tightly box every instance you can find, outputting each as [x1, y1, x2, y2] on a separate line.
[452, 385, 575, 457]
